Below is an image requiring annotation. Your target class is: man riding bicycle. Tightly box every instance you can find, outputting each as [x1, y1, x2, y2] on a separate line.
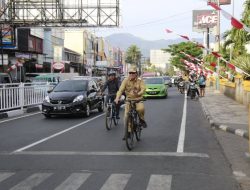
[114, 65, 147, 139]
[101, 70, 121, 119]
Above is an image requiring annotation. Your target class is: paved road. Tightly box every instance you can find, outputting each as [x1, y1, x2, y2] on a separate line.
[0, 88, 241, 190]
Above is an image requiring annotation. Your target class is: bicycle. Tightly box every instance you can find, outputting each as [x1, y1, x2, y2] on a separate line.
[124, 99, 145, 150]
[105, 94, 119, 130]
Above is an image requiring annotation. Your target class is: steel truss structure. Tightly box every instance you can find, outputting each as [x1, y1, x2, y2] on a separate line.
[0, 0, 120, 27]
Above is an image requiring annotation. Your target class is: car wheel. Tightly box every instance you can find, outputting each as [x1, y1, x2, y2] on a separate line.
[44, 114, 51, 118]
[84, 103, 90, 117]
[98, 100, 104, 112]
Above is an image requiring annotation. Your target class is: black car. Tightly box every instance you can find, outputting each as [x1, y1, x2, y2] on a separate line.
[42, 79, 104, 118]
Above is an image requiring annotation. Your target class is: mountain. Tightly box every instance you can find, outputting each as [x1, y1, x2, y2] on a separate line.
[105, 33, 202, 57]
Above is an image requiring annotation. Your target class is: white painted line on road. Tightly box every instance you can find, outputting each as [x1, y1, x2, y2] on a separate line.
[10, 173, 52, 190]
[13, 113, 105, 153]
[0, 112, 41, 124]
[54, 173, 91, 190]
[8, 151, 209, 158]
[146, 175, 172, 190]
[0, 172, 15, 183]
[100, 174, 131, 190]
[177, 90, 187, 153]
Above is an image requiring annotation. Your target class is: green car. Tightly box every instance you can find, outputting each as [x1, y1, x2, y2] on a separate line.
[143, 77, 168, 98]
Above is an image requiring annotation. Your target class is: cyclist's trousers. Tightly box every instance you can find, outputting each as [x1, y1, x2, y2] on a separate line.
[124, 101, 145, 122]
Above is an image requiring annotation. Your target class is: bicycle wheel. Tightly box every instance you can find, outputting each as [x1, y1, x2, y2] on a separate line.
[105, 108, 112, 130]
[135, 115, 142, 141]
[125, 116, 134, 151]
[113, 106, 118, 126]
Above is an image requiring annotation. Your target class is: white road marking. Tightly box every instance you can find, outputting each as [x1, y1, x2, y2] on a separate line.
[9, 173, 52, 190]
[177, 90, 187, 153]
[13, 113, 105, 153]
[146, 175, 172, 190]
[54, 173, 91, 190]
[100, 174, 131, 190]
[0, 112, 41, 124]
[0, 172, 15, 183]
[8, 151, 209, 158]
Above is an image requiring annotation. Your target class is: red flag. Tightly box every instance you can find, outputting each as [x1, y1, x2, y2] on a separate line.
[231, 17, 243, 29]
[212, 51, 221, 58]
[165, 29, 173, 33]
[210, 62, 217, 67]
[208, 2, 221, 11]
[228, 63, 236, 70]
[179, 35, 189, 41]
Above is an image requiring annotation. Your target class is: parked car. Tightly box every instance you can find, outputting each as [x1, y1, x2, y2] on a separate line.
[0, 73, 12, 84]
[162, 76, 172, 87]
[42, 79, 104, 118]
[143, 77, 168, 98]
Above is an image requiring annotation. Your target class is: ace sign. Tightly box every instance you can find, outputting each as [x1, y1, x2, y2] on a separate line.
[207, 0, 231, 5]
[193, 10, 218, 33]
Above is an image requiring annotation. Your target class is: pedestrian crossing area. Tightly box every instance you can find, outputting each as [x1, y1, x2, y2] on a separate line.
[0, 172, 172, 190]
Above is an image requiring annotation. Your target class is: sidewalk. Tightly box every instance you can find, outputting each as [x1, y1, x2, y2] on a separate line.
[199, 87, 250, 190]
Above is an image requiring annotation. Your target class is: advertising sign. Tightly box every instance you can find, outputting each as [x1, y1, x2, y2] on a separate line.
[193, 10, 218, 33]
[1, 25, 16, 48]
[95, 61, 108, 67]
[208, 0, 231, 5]
[53, 62, 64, 70]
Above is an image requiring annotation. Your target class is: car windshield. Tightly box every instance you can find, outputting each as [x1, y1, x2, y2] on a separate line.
[144, 78, 163, 84]
[163, 76, 171, 81]
[53, 80, 88, 92]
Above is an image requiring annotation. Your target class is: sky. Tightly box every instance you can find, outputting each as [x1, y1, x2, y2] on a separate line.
[91, 0, 246, 41]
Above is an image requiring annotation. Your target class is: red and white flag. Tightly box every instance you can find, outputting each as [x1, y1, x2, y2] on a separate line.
[165, 29, 173, 33]
[208, 2, 250, 32]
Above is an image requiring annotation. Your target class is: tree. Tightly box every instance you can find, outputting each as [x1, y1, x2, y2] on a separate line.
[223, 0, 250, 58]
[163, 42, 203, 71]
[125, 45, 142, 67]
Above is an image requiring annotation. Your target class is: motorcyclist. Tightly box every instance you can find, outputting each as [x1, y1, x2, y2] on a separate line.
[177, 75, 185, 91]
[114, 65, 147, 139]
[101, 71, 121, 119]
[187, 71, 200, 97]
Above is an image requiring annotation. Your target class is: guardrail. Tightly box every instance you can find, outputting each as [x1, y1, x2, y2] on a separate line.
[0, 82, 54, 112]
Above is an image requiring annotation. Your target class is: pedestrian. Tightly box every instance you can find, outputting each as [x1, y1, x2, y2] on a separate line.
[198, 71, 206, 97]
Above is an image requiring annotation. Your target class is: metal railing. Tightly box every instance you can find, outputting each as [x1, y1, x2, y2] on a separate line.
[0, 82, 54, 112]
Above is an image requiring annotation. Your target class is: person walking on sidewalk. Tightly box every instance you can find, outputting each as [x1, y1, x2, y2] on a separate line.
[198, 71, 206, 97]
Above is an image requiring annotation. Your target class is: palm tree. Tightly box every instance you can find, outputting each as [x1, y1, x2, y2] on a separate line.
[223, 0, 250, 58]
[125, 45, 142, 67]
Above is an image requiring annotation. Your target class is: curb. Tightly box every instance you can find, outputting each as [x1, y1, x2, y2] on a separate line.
[200, 100, 249, 140]
[0, 105, 41, 120]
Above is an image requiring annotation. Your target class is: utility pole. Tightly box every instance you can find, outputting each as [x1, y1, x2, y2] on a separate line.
[215, 0, 220, 91]
[0, 24, 4, 73]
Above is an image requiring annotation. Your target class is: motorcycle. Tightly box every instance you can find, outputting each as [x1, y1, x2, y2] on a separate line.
[178, 81, 185, 94]
[189, 81, 198, 99]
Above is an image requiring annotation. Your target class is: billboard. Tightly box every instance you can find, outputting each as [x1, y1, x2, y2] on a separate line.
[193, 10, 218, 33]
[208, 0, 231, 5]
[1, 25, 16, 48]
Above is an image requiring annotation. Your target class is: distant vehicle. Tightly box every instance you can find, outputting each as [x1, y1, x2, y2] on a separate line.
[33, 74, 61, 85]
[143, 77, 168, 98]
[0, 73, 12, 84]
[42, 79, 104, 118]
[162, 76, 172, 87]
[71, 76, 91, 80]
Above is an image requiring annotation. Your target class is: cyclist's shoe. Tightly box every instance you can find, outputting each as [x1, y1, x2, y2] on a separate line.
[140, 120, 147, 128]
